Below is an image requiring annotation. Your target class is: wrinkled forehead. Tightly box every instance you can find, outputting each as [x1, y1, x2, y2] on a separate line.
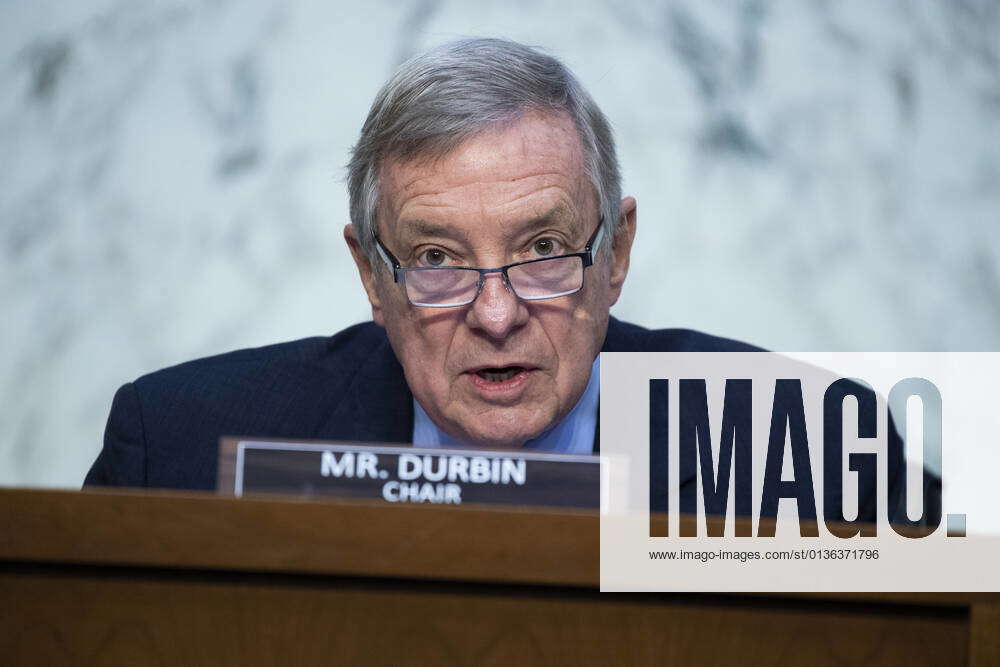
[375, 111, 594, 236]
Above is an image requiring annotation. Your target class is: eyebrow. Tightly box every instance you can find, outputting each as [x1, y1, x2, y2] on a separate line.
[508, 208, 578, 241]
[396, 206, 579, 245]
[396, 218, 469, 242]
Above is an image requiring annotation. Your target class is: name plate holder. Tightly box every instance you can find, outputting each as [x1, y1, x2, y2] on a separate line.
[218, 438, 603, 510]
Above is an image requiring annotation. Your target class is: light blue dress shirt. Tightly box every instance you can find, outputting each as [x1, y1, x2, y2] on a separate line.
[412, 357, 600, 455]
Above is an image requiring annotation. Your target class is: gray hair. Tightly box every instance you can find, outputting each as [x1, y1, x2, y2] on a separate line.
[347, 37, 622, 262]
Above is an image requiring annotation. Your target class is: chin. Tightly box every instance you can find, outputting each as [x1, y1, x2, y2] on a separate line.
[452, 407, 555, 449]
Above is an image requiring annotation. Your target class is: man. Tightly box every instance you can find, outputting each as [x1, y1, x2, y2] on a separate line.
[85, 39, 857, 518]
[337, 37, 755, 454]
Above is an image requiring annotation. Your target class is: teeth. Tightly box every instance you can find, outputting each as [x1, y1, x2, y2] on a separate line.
[477, 366, 524, 382]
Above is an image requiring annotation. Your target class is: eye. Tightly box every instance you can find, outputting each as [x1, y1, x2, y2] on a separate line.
[420, 248, 449, 267]
[533, 238, 558, 257]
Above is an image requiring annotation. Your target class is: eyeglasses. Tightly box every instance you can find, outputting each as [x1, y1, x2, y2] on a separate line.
[373, 219, 605, 308]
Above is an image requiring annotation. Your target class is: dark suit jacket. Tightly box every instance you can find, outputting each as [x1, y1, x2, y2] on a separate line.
[85, 317, 758, 488]
[86, 317, 928, 526]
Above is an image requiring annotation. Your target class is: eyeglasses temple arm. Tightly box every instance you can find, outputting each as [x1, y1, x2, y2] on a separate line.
[585, 216, 607, 258]
[372, 233, 402, 283]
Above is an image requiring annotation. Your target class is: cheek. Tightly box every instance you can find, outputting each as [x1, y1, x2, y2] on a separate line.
[564, 289, 609, 365]
[569, 279, 611, 337]
[540, 306, 602, 378]
[384, 305, 463, 386]
[587, 262, 615, 309]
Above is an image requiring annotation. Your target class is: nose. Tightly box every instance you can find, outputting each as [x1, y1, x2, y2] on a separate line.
[465, 272, 529, 340]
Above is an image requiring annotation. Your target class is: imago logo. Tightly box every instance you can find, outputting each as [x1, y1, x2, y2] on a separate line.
[648, 377, 962, 539]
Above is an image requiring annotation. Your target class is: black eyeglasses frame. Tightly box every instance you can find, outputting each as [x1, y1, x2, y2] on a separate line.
[371, 217, 606, 308]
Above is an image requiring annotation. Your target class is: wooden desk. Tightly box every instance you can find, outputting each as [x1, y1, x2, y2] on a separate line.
[1, 488, 996, 666]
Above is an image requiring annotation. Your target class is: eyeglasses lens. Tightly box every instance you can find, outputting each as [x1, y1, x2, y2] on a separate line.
[404, 268, 479, 307]
[508, 256, 583, 299]
[402, 256, 585, 306]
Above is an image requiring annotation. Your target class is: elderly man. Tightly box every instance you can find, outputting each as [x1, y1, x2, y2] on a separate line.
[85, 38, 758, 489]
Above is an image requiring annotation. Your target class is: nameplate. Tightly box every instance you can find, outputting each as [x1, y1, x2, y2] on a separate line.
[217, 438, 601, 509]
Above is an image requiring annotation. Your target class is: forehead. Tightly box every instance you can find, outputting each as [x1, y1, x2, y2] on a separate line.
[378, 111, 593, 235]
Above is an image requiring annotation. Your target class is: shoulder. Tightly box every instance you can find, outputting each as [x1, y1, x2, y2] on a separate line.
[134, 321, 388, 394]
[106, 322, 396, 489]
[129, 320, 394, 442]
[602, 317, 765, 353]
[143, 321, 386, 376]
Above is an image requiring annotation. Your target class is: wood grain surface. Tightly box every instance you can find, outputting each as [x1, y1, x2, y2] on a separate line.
[0, 487, 597, 586]
[0, 487, 995, 666]
[0, 570, 969, 667]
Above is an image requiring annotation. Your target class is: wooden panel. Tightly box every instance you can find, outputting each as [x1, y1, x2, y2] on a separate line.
[0, 488, 598, 587]
[2, 488, 997, 608]
[1, 488, 993, 665]
[971, 604, 1000, 667]
[0, 571, 969, 667]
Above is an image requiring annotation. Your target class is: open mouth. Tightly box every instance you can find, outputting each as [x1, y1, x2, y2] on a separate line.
[475, 366, 526, 383]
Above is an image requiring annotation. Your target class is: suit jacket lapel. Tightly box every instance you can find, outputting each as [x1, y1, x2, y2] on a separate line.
[316, 336, 414, 444]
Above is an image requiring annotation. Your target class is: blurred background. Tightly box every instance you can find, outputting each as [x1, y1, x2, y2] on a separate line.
[1, 0, 998, 488]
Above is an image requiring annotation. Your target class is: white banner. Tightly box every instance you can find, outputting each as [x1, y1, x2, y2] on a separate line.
[599, 352, 1000, 592]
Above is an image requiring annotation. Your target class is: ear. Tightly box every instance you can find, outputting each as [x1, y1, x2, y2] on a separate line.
[344, 224, 386, 326]
[607, 196, 637, 307]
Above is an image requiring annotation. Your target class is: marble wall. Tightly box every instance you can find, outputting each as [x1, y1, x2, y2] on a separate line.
[2, 0, 998, 487]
